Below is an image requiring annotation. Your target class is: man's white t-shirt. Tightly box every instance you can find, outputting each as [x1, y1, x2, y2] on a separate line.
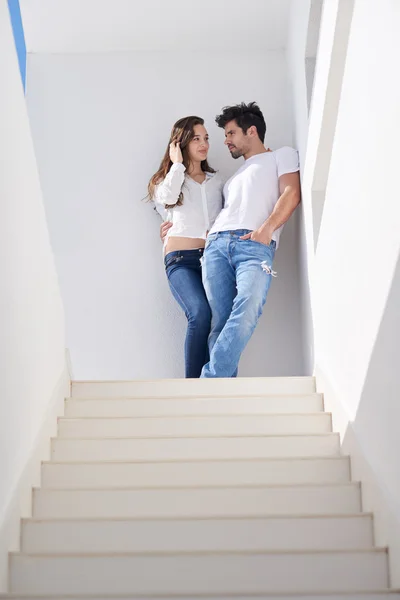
[209, 147, 299, 248]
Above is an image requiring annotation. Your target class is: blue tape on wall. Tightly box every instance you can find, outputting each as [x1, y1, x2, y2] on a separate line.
[7, 0, 27, 91]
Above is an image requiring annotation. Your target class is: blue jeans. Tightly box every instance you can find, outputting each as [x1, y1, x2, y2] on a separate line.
[201, 230, 276, 378]
[165, 249, 211, 378]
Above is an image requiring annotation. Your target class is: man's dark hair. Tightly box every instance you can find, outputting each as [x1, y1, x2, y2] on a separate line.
[215, 102, 266, 143]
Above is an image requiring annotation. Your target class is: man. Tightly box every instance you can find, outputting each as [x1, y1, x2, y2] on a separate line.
[161, 102, 300, 378]
[200, 102, 300, 377]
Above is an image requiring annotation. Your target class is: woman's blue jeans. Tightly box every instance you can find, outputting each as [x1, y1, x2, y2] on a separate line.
[164, 249, 211, 378]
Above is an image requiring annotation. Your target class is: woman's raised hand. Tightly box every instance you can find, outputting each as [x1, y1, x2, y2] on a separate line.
[169, 141, 183, 164]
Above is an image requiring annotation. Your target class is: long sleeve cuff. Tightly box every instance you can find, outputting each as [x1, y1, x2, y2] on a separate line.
[170, 163, 186, 173]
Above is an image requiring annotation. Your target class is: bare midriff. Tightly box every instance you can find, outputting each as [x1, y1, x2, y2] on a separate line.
[164, 236, 205, 254]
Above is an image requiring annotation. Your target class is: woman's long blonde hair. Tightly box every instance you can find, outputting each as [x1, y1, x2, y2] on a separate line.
[147, 116, 215, 206]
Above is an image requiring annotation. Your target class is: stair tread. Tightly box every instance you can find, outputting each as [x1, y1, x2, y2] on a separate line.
[35, 481, 360, 491]
[68, 394, 322, 402]
[52, 433, 338, 440]
[23, 512, 373, 523]
[43, 455, 349, 464]
[59, 412, 330, 419]
[72, 376, 316, 381]
[3, 592, 400, 599]
[2, 592, 400, 598]
[12, 547, 388, 557]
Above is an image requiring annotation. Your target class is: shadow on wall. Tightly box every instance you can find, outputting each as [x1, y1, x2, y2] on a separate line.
[310, 0, 355, 251]
[342, 251, 400, 587]
[295, 196, 315, 376]
[240, 208, 305, 377]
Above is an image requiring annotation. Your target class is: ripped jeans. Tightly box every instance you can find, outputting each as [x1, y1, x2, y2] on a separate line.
[200, 230, 276, 378]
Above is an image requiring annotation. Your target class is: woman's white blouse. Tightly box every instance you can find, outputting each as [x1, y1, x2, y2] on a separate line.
[154, 163, 224, 240]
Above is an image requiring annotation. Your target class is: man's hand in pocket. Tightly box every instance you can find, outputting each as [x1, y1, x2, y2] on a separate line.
[240, 226, 273, 246]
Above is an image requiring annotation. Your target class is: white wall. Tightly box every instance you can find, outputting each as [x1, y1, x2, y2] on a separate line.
[26, 50, 305, 379]
[314, 1, 400, 582]
[20, 0, 291, 54]
[0, 4, 68, 591]
[287, 0, 314, 374]
[294, 0, 400, 585]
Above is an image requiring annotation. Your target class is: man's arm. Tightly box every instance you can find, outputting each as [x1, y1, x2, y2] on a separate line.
[240, 171, 301, 245]
[154, 202, 172, 243]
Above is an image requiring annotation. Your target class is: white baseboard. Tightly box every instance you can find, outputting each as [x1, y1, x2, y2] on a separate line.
[316, 365, 400, 588]
[0, 352, 70, 592]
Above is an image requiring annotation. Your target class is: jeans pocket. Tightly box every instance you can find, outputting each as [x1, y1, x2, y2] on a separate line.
[205, 234, 217, 249]
[240, 238, 268, 250]
[252, 238, 275, 249]
[253, 240, 268, 248]
[164, 254, 182, 269]
[247, 239, 276, 254]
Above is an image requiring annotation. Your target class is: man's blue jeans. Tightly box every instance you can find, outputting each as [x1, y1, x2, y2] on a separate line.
[200, 230, 276, 378]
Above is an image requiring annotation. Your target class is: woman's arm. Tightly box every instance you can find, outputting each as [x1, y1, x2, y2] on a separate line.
[155, 163, 186, 206]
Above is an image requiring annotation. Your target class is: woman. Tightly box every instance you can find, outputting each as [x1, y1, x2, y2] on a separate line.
[147, 116, 224, 378]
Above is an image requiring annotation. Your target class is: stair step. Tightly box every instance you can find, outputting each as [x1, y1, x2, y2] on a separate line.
[21, 514, 374, 554]
[10, 377, 396, 599]
[32, 484, 361, 519]
[71, 377, 316, 399]
[41, 456, 351, 488]
[3, 594, 400, 600]
[51, 433, 340, 462]
[9, 550, 388, 594]
[58, 414, 332, 438]
[65, 394, 323, 418]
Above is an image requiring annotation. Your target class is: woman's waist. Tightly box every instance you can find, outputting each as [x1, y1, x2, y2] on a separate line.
[164, 236, 206, 255]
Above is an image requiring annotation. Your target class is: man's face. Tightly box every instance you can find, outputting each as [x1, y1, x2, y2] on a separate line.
[224, 120, 250, 159]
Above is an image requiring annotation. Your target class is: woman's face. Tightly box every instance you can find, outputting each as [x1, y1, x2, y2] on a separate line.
[187, 124, 210, 163]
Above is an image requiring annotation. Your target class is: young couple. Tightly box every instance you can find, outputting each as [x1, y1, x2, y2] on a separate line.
[147, 102, 300, 379]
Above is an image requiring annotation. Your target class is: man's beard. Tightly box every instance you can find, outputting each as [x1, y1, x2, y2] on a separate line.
[230, 147, 244, 159]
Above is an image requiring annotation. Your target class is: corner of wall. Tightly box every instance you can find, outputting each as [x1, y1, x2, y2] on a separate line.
[65, 347, 73, 390]
[315, 364, 400, 588]
[0, 352, 71, 592]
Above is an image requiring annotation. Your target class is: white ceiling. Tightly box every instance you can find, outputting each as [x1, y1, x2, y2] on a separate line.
[19, 0, 291, 53]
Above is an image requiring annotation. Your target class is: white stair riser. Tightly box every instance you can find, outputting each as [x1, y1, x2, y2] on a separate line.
[22, 516, 374, 554]
[57, 414, 332, 438]
[71, 377, 316, 398]
[51, 434, 340, 462]
[41, 457, 351, 489]
[33, 485, 361, 519]
[10, 551, 388, 594]
[65, 395, 324, 418]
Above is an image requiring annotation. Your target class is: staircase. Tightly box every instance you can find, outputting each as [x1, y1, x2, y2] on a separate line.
[3, 377, 399, 599]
